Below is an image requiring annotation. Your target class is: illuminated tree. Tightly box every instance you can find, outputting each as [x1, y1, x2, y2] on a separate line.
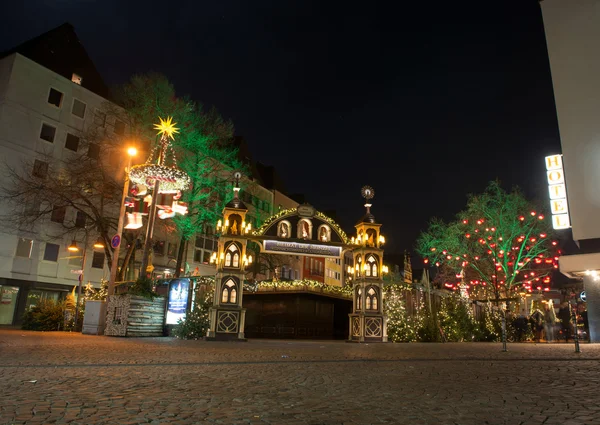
[113, 73, 242, 277]
[385, 283, 422, 342]
[417, 181, 560, 301]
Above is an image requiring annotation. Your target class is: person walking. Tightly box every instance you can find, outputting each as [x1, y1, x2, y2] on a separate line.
[544, 306, 554, 342]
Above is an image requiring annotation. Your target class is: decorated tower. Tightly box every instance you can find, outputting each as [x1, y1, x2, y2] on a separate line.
[206, 172, 253, 341]
[348, 186, 387, 342]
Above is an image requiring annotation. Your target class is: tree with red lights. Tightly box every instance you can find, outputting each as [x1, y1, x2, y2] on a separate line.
[416, 182, 560, 302]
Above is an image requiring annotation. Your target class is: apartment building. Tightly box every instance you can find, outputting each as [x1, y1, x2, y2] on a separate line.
[0, 24, 126, 324]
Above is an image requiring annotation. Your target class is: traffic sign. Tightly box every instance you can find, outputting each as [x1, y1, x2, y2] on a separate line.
[580, 291, 586, 302]
[111, 234, 121, 249]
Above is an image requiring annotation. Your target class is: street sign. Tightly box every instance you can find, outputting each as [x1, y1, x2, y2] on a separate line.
[580, 291, 586, 302]
[111, 234, 121, 249]
[70, 269, 83, 275]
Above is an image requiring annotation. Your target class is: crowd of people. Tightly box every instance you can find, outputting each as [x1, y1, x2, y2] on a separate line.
[528, 302, 587, 343]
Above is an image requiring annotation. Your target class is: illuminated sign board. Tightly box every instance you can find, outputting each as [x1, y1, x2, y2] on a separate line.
[263, 240, 341, 258]
[545, 154, 570, 229]
[166, 278, 190, 325]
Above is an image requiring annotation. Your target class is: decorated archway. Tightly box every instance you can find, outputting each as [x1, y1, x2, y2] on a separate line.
[205, 176, 387, 343]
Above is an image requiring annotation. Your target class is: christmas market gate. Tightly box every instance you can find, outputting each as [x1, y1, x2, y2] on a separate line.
[205, 185, 388, 342]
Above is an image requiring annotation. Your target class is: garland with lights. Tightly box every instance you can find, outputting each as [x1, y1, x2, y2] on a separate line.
[245, 279, 353, 298]
[252, 208, 350, 244]
[129, 164, 191, 192]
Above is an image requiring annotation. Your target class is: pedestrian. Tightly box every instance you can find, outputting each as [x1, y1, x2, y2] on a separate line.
[530, 310, 544, 343]
[544, 306, 554, 342]
[558, 303, 571, 342]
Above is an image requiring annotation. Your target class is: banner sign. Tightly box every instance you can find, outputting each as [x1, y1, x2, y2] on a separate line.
[166, 278, 190, 325]
[545, 154, 571, 229]
[263, 240, 341, 258]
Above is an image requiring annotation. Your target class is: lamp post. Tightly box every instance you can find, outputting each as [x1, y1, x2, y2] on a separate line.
[107, 147, 137, 296]
[69, 233, 104, 328]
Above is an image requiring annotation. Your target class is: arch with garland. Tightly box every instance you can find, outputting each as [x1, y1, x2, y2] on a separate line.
[205, 181, 388, 342]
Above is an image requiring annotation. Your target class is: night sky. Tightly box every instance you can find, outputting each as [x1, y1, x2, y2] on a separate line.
[0, 0, 562, 264]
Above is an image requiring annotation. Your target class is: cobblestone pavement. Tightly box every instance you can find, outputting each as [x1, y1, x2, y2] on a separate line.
[1, 329, 600, 425]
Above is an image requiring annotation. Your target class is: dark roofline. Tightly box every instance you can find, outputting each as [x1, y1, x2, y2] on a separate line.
[1, 22, 109, 98]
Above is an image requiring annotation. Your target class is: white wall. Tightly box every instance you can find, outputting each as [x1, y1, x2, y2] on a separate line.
[0, 53, 116, 287]
[541, 0, 600, 242]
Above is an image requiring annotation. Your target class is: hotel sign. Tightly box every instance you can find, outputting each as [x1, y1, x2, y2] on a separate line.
[263, 240, 341, 258]
[545, 154, 570, 229]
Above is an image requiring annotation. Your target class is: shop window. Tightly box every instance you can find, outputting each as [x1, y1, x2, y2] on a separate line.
[65, 133, 80, 152]
[72, 99, 86, 119]
[91, 251, 105, 269]
[50, 206, 66, 223]
[47, 88, 63, 107]
[43, 243, 59, 262]
[32, 160, 48, 179]
[40, 123, 56, 143]
[15, 238, 33, 258]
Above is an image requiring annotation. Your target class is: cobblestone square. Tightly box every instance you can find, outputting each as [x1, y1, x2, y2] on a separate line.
[1, 329, 599, 424]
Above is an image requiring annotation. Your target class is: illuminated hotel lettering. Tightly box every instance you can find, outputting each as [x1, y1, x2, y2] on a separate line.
[545, 154, 570, 230]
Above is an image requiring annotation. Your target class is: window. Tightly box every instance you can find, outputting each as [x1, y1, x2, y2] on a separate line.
[47, 88, 63, 107]
[50, 206, 66, 224]
[114, 120, 126, 136]
[356, 288, 362, 310]
[75, 211, 86, 228]
[91, 251, 105, 268]
[32, 160, 48, 178]
[153, 240, 165, 256]
[194, 249, 203, 263]
[224, 244, 239, 268]
[88, 143, 100, 159]
[71, 73, 82, 85]
[202, 250, 211, 264]
[15, 238, 33, 258]
[72, 99, 86, 119]
[366, 255, 378, 277]
[366, 287, 378, 310]
[65, 133, 80, 151]
[43, 243, 59, 262]
[221, 279, 237, 304]
[40, 123, 56, 143]
[167, 243, 177, 258]
[94, 109, 106, 127]
[68, 251, 82, 267]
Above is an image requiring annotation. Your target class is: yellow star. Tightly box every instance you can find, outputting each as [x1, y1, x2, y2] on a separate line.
[153, 116, 180, 140]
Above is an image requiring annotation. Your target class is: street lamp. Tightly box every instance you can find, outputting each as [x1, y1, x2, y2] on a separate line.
[70, 233, 105, 327]
[107, 146, 137, 296]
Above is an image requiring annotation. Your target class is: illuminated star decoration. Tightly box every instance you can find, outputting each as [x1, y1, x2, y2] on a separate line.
[153, 116, 180, 140]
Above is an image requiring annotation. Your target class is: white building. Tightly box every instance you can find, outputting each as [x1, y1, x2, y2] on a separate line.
[0, 24, 123, 324]
[540, 1, 600, 341]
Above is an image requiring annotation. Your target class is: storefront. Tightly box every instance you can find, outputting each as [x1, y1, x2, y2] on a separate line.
[0, 278, 72, 325]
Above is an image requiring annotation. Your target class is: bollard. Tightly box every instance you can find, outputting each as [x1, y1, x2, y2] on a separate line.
[571, 304, 581, 354]
[501, 311, 508, 352]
